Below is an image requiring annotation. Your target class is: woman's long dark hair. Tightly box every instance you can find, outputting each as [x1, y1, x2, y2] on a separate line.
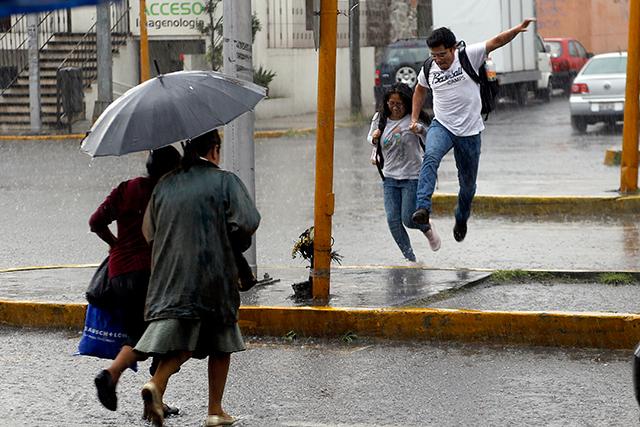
[373, 83, 430, 181]
[146, 145, 181, 180]
[181, 129, 222, 171]
[377, 82, 430, 135]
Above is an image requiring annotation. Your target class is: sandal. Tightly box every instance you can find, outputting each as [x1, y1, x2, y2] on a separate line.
[203, 414, 236, 426]
[141, 382, 164, 426]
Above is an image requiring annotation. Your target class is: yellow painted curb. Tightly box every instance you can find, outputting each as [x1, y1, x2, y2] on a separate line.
[1, 300, 639, 349]
[431, 194, 640, 216]
[238, 306, 640, 349]
[0, 300, 86, 329]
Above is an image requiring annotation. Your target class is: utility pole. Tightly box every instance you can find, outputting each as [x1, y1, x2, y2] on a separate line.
[27, 13, 41, 132]
[223, 0, 257, 274]
[139, 0, 150, 81]
[312, 0, 338, 301]
[349, 0, 361, 117]
[620, 0, 640, 192]
[94, 1, 113, 120]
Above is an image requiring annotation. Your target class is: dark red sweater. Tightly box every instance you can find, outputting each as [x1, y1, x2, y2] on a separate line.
[89, 176, 155, 279]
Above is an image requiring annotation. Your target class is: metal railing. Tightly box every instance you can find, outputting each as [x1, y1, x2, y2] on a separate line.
[58, 1, 131, 87]
[0, 10, 69, 94]
[0, 0, 130, 96]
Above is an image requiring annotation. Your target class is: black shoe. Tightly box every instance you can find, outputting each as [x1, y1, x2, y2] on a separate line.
[95, 369, 117, 411]
[453, 220, 467, 242]
[412, 208, 430, 225]
[163, 403, 180, 417]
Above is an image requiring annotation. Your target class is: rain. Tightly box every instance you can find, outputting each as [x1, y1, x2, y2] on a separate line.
[0, 0, 639, 425]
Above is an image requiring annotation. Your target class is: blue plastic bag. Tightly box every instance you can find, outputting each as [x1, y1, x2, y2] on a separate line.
[76, 303, 137, 371]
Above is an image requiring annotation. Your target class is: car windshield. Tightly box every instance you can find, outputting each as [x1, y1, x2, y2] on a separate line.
[582, 56, 627, 75]
[383, 46, 427, 66]
[545, 41, 562, 58]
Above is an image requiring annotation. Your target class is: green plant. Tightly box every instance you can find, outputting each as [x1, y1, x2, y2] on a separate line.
[253, 65, 277, 92]
[283, 330, 297, 342]
[598, 273, 635, 285]
[291, 226, 343, 269]
[342, 331, 358, 343]
[490, 270, 553, 283]
[197, 9, 278, 91]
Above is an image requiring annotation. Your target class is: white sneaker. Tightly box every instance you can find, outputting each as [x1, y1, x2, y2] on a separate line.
[424, 220, 441, 251]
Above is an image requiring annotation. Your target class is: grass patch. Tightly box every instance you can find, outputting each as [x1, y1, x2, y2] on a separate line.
[490, 270, 554, 283]
[598, 273, 636, 285]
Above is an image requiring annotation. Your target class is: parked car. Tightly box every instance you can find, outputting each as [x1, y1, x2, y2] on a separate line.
[569, 52, 626, 133]
[373, 38, 432, 109]
[544, 37, 592, 93]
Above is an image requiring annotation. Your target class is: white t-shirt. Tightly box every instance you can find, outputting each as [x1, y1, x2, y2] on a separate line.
[417, 42, 487, 137]
[367, 114, 426, 180]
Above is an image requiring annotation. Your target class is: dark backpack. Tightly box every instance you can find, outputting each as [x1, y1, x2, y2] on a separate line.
[422, 41, 500, 120]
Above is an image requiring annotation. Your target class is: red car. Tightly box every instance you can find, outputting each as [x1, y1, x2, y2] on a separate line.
[543, 37, 592, 93]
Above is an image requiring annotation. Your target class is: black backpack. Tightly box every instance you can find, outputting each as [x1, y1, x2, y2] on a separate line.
[422, 41, 500, 120]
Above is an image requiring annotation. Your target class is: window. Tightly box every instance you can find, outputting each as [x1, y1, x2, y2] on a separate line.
[546, 41, 562, 58]
[535, 35, 545, 53]
[574, 41, 588, 58]
[581, 56, 627, 75]
[568, 41, 579, 57]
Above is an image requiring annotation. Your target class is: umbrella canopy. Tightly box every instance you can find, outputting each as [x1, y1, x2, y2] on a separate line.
[0, 0, 104, 16]
[80, 70, 267, 157]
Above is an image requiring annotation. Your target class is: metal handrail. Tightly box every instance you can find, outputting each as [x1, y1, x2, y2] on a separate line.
[0, 14, 25, 45]
[58, 1, 131, 86]
[0, 10, 69, 95]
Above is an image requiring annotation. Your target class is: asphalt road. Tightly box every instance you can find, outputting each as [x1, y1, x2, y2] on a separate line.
[0, 326, 637, 426]
[0, 96, 635, 271]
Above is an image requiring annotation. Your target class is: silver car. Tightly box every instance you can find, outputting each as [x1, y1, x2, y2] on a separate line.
[569, 52, 626, 133]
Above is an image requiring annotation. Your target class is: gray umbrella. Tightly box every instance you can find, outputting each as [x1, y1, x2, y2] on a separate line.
[80, 70, 266, 157]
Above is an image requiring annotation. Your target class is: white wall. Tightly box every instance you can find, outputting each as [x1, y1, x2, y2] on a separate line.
[70, 6, 97, 33]
[255, 46, 376, 119]
[112, 38, 139, 97]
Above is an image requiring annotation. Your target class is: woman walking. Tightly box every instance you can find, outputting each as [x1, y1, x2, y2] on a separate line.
[368, 83, 441, 262]
[135, 129, 260, 427]
[90, 146, 181, 412]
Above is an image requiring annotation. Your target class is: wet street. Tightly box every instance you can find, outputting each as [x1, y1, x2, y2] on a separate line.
[0, 96, 636, 271]
[1, 96, 639, 425]
[0, 326, 637, 426]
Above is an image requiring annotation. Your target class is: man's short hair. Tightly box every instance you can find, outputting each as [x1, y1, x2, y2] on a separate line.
[427, 27, 457, 49]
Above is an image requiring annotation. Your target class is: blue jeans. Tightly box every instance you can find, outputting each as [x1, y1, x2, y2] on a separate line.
[416, 119, 481, 223]
[383, 178, 429, 261]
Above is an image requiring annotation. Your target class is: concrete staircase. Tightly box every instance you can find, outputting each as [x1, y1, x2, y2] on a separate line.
[0, 33, 127, 131]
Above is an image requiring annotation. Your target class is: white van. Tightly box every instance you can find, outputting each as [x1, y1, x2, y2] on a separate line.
[535, 33, 553, 101]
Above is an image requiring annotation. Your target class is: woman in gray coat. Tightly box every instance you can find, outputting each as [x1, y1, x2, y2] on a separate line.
[135, 129, 260, 427]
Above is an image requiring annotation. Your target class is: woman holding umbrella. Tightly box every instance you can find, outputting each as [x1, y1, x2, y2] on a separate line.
[135, 129, 260, 427]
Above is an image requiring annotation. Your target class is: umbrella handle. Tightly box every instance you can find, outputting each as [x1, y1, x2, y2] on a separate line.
[154, 60, 161, 76]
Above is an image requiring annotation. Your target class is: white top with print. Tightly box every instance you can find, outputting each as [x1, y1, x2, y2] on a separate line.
[417, 42, 487, 137]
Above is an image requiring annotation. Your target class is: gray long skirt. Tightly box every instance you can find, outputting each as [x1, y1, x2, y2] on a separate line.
[134, 318, 245, 359]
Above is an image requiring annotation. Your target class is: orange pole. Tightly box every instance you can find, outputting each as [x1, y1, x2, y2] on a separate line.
[139, 0, 150, 81]
[620, 0, 640, 192]
[312, 0, 338, 301]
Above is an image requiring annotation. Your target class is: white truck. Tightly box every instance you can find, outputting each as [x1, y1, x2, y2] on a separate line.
[432, 0, 551, 105]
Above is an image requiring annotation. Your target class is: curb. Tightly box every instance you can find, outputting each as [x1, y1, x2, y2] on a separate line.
[1, 300, 639, 350]
[431, 193, 640, 216]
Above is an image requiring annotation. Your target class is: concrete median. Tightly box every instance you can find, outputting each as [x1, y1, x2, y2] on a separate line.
[2, 299, 640, 350]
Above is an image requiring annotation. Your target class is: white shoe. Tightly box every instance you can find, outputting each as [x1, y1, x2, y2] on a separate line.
[424, 220, 441, 251]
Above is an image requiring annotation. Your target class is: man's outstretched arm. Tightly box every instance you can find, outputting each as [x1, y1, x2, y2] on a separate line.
[485, 18, 535, 53]
[410, 84, 428, 132]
